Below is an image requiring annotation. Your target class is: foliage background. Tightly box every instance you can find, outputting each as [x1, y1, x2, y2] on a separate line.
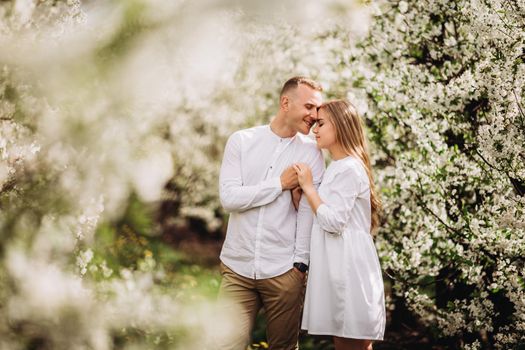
[0, 0, 524, 349]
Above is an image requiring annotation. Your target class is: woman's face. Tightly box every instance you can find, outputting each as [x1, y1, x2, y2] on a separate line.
[313, 108, 338, 150]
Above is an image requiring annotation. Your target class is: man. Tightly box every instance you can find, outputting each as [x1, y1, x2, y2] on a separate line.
[217, 77, 325, 350]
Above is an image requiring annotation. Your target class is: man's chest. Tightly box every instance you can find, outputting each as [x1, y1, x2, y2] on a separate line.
[241, 140, 310, 185]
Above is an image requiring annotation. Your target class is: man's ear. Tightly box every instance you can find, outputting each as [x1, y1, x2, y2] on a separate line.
[280, 95, 290, 111]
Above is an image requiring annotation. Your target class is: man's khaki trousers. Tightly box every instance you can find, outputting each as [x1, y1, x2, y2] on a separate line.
[216, 263, 306, 350]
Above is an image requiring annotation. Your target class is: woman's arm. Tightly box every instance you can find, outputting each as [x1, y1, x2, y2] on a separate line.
[293, 163, 323, 213]
[294, 162, 361, 234]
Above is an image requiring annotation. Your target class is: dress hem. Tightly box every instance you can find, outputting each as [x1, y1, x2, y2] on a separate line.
[301, 329, 383, 341]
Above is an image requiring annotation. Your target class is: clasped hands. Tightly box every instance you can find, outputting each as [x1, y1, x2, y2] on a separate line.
[280, 163, 314, 210]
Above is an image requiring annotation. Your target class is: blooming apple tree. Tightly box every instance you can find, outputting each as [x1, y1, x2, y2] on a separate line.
[324, 0, 524, 348]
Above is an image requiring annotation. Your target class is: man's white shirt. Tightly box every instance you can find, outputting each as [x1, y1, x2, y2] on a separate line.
[219, 125, 325, 279]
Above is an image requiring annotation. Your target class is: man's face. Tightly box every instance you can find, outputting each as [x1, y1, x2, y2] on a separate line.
[284, 84, 323, 135]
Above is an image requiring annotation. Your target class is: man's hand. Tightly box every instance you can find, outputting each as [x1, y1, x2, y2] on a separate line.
[291, 186, 302, 210]
[293, 267, 306, 279]
[280, 166, 299, 190]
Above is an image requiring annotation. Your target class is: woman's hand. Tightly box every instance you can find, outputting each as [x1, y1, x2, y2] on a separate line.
[293, 163, 323, 213]
[293, 163, 314, 193]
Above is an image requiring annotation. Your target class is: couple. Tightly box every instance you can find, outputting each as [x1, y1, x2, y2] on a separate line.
[217, 77, 385, 350]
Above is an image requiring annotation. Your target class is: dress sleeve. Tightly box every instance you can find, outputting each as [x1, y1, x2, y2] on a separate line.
[315, 165, 363, 235]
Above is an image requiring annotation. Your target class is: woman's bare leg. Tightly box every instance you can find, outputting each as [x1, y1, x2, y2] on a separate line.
[333, 336, 373, 350]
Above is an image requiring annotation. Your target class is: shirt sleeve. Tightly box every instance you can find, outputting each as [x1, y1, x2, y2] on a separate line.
[293, 148, 325, 264]
[219, 132, 282, 213]
[316, 165, 361, 235]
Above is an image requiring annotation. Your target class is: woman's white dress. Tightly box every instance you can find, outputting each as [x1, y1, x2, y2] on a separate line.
[301, 156, 386, 340]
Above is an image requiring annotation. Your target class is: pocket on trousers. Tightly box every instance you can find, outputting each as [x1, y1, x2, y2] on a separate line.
[287, 269, 307, 291]
[219, 262, 230, 275]
[291, 268, 305, 281]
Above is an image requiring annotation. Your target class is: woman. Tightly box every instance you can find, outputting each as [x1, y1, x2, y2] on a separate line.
[294, 100, 385, 350]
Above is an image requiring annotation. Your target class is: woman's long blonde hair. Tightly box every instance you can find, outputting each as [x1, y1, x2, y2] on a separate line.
[320, 99, 382, 232]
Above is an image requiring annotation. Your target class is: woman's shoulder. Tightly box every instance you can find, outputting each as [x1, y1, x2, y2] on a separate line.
[330, 156, 367, 178]
[324, 157, 367, 190]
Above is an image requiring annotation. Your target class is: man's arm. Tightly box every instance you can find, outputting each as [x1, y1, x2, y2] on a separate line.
[293, 148, 325, 266]
[219, 133, 298, 213]
[293, 192, 316, 266]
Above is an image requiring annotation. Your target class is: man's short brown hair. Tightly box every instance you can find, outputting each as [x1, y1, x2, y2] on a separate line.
[279, 76, 323, 97]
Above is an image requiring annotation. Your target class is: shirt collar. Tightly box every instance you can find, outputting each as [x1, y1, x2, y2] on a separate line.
[266, 125, 296, 142]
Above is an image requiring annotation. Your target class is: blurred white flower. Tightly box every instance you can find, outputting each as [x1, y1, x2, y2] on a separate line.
[130, 143, 174, 202]
[398, 1, 408, 14]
